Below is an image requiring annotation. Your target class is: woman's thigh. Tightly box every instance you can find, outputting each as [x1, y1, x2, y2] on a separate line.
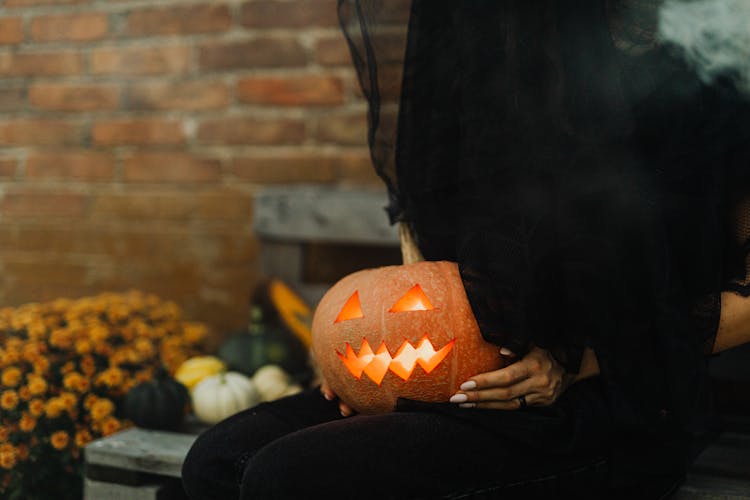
[239, 409, 605, 499]
[182, 388, 343, 500]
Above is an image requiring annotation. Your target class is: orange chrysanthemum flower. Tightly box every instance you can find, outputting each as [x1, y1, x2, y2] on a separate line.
[1, 367, 21, 387]
[45, 398, 66, 419]
[0, 390, 19, 411]
[19, 413, 36, 433]
[90, 399, 115, 421]
[100, 416, 121, 437]
[28, 399, 44, 417]
[27, 376, 48, 396]
[75, 429, 93, 448]
[0, 450, 16, 470]
[50, 431, 69, 450]
[96, 367, 124, 388]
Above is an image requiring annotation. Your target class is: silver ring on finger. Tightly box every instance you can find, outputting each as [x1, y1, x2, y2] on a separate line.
[518, 394, 527, 409]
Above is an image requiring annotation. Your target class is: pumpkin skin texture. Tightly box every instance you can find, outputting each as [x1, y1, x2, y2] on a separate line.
[192, 372, 260, 425]
[312, 261, 504, 414]
[124, 369, 189, 431]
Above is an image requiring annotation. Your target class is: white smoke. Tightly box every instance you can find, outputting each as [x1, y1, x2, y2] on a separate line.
[659, 0, 750, 94]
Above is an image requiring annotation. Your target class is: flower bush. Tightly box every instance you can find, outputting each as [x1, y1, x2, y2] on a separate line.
[0, 291, 208, 499]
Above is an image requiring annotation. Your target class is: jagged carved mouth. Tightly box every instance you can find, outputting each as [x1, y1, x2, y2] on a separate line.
[336, 335, 455, 385]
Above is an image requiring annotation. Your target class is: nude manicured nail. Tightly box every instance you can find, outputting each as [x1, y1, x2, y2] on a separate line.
[460, 381, 477, 391]
[450, 393, 468, 404]
[500, 347, 514, 356]
[459, 403, 476, 409]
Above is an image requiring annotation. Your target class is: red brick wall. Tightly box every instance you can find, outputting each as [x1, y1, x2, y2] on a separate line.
[0, 0, 379, 334]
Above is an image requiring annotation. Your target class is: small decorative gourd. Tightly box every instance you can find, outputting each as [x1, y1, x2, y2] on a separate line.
[175, 356, 226, 390]
[191, 371, 260, 425]
[217, 306, 309, 378]
[253, 364, 291, 402]
[124, 368, 189, 431]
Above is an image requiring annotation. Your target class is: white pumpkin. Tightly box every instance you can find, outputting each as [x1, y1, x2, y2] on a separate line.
[191, 372, 260, 425]
[253, 365, 290, 402]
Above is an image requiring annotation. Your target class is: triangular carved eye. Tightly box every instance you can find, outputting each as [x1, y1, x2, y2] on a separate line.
[335, 291, 364, 323]
[389, 285, 434, 313]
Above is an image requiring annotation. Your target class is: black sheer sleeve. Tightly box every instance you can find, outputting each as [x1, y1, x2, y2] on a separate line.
[339, 0, 750, 435]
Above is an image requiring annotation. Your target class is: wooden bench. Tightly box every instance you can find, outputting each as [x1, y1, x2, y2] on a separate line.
[83, 185, 750, 499]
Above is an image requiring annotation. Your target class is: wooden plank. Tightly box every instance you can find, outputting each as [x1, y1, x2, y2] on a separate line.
[84, 428, 198, 478]
[253, 186, 399, 245]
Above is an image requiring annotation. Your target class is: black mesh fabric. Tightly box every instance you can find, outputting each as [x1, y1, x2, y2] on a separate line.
[339, 0, 750, 483]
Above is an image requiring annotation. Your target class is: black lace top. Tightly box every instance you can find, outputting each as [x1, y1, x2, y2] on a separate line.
[339, 0, 750, 457]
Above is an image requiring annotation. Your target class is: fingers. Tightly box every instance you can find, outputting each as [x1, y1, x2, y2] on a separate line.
[452, 378, 537, 405]
[319, 383, 356, 417]
[464, 361, 530, 390]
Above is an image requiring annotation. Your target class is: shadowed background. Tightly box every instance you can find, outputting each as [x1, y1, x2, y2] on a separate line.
[0, 0, 382, 333]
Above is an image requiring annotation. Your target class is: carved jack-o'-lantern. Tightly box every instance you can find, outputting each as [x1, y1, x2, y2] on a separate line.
[312, 261, 504, 414]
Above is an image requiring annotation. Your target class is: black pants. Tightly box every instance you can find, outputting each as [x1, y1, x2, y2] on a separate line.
[181, 379, 633, 499]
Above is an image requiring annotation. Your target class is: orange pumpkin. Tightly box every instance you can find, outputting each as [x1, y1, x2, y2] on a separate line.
[312, 261, 504, 414]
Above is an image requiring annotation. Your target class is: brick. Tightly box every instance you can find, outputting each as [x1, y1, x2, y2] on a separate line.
[196, 190, 253, 221]
[334, 151, 380, 185]
[197, 118, 305, 145]
[123, 153, 221, 182]
[237, 75, 344, 106]
[29, 84, 119, 111]
[91, 46, 190, 75]
[0, 187, 87, 217]
[0, 158, 16, 178]
[128, 81, 229, 111]
[0, 87, 24, 112]
[0, 120, 82, 146]
[26, 151, 115, 180]
[91, 191, 196, 221]
[92, 119, 185, 146]
[229, 154, 336, 184]
[315, 111, 367, 145]
[240, 0, 338, 28]
[0, 18, 23, 45]
[199, 38, 306, 71]
[0, 51, 83, 76]
[5, 0, 87, 6]
[314, 36, 352, 66]
[126, 4, 230, 36]
[31, 13, 108, 42]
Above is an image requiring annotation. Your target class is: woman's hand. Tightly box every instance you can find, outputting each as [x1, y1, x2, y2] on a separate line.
[449, 345, 575, 410]
[320, 381, 356, 417]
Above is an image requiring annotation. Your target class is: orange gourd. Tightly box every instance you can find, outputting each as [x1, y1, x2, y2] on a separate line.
[312, 261, 504, 414]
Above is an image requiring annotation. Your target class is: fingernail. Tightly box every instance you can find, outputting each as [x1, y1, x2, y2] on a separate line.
[459, 403, 476, 409]
[460, 381, 477, 391]
[500, 347, 514, 356]
[323, 392, 333, 401]
[450, 393, 468, 404]
[340, 409, 350, 417]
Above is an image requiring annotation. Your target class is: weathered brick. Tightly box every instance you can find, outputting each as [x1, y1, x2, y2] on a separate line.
[91, 46, 190, 75]
[0, 51, 83, 76]
[26, 151, 115, 180]
[128, 81, 229, 111]
[0, 87, 24, 112]
[31, 13, 108, 42]
[91, 191, 196, 221]
[126, 4, 231, 36]
[315, 111, 367, 145]
[2, 259, 88, 286]
[29, 84, 119, 111]
[241, 0, 338, 28]
[314, 36, 352, 66]
[334, 151, 381, 185]
[92, 119, 185, 146]
[0, 18, 24, 45]
[4, 0, 87, 6]
[199, 38, 306, 71]
[0, 158, 16, 178]
[0, 120, 82, 146]
[196, 190, 253, 221]
[229, 154, 336, 184]
[0, 187, 87, 217]
[237, 75, 344, 106]
[123, 153, 221, 182]
[197, 117, 305, 145]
